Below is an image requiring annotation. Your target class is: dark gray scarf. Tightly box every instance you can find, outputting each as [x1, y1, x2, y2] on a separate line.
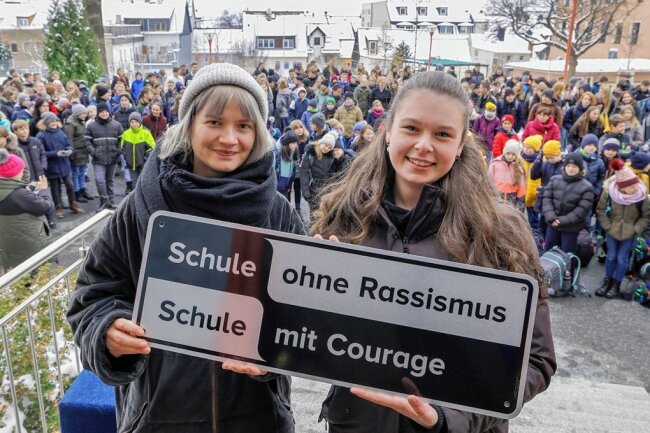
[135, 150, 278, 235]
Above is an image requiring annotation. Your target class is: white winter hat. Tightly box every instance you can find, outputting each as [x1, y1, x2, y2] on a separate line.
[503, 139, 522, 155]
[178, 63, 268, 121]
[319, 131, 338, 147]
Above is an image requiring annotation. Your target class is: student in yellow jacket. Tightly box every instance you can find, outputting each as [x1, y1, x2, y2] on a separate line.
[521, 135, 543, 231]
[121, 111, 156, 187]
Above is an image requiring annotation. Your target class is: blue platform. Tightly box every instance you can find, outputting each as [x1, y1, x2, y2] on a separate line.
[59, 370, 117, 433]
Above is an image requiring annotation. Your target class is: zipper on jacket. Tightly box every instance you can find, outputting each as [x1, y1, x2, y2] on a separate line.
[211, 362, 217, 433]
[402, 237, 410, 254]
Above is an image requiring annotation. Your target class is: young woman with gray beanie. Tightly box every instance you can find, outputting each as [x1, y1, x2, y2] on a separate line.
[67, 63, 304, 433]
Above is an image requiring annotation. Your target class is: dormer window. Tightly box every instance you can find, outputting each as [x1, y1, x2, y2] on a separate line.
[368, 40, 377, 55]
[437, 7, 448, 16]
[17, 17, 29, 27]
[417, 7, 427, 16]
[397, 7, 407, 15]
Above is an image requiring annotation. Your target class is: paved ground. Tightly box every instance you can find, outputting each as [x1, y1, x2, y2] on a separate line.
[49, 173, 649, 432]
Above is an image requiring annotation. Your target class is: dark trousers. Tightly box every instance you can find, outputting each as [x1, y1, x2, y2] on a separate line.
[291, 178, 302, 209]
[545, 226, 579, 254]
[49, 176, 75, 207]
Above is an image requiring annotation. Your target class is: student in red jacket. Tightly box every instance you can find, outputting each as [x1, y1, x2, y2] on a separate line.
[141, 101, 168, 141]
[522, 106, 560, 144]
[492, 114, 518, 158]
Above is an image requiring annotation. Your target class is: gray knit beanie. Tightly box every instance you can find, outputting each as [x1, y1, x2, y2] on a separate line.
[178, 63, 268, 121]
[71, 103, 88, 117]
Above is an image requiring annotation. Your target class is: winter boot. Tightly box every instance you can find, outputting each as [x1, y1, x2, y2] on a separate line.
[125, 181, 133, 194]
[69, 201, 85, 214]
[75, 191, 88, 203]
[605, 280, 621, 299]
[55, 205, 64, 219]
[595, 277, 612, 297]
[81, 188, 94, 201]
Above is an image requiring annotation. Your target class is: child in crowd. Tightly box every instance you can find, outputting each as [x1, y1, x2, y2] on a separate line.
[567, 106, 604, 152]
[472, 101, 500, 162]
[321, 97, 337, 120]
[301, 99, 319, 135]
[523, 106, 560, 144]
[300, 131, 337, 213]
[521, 135, 543, 232]
[487, 139, 526, 210]
[628, 151, 650, 191]
[275, 131, 299, 202]
[365, 100, 385, 129]
[600, 115, 633, 151]
[351, 124, 375, 153]
[36, 112, 84, 217]
[492, 114, 517, 158]
[619, 105, 643, 148]
[120, 111, 156, 187]
[601, 137, 621, 180]
[596, 159, 650, 298]
[531, 139, 564, 235]
[542, 152, 594, 254]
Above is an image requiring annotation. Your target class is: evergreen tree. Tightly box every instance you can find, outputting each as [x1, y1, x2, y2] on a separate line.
[0, 41, 9, 61]
[44, 0, 103, 82]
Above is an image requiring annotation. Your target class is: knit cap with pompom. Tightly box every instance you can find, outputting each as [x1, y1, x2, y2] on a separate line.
[610, 158, 640, 188]
[0, 148, 26, 178]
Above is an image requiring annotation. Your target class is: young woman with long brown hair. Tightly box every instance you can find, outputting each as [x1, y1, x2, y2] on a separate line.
[312, 72, 556, 433]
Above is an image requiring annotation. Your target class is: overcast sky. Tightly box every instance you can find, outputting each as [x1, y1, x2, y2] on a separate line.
[192, 0, 362, 18]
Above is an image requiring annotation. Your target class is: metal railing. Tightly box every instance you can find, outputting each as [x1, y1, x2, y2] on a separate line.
[0, 210, 113, 433]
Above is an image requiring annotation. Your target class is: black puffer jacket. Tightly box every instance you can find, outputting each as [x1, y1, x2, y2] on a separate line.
[542, 172, 594, 232]
[85, 118, 124, 165]
[299, 144, 334, 199]
[63, 115, 89, 165]
[113, 106, 136, 130]
[67, 151, 303, 433]
[321, 184, 556, 433]
[18, 136, 47, 181]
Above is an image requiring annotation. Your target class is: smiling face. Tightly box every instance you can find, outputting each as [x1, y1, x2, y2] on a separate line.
[386, 90, 465, 202]
[565, 163, 580, 176]
[190, 100, 256, 177]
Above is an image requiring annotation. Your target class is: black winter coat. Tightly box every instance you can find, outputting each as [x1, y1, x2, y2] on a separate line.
[18, 137, 47, 181]
[299, 145, 334, 199]
[113, 106, 136, 130]
[542, 173, 594, 232]
[496, 99, 526, 131]
[67, 152, 303, 433]
[321, 185, 556, 433]
[63, 116, 89, 165]
[370, 87, 392, 108]
[85, 118, 124, 165]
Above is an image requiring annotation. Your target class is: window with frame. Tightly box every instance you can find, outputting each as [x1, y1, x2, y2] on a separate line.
[368, 40, 377, 55]
[258, 38, 275, 49]
[630, 22, 640, 45]
[458, 26, 473, 34]
[436, 7, 448, 16]
[397, 7, 407, 15]
[608, 49, 618, 59]
[519, 55, 524, 60]
[417, 7, 427, 16]
[599, 22, 608, 43]
[16, 17, 29, 27]
[275, 61, 281, 71]
[10, 43, 18, 52]
[614, 22, 623, 43]
[313, 36, 321, 45]
[155, 21, 168, 31]
[438, 25, 454, 34]
[283, 38, 295, 49]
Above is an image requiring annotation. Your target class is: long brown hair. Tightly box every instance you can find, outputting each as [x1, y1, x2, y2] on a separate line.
[311, 72, 543, 280]
[569, 106, 602, 138]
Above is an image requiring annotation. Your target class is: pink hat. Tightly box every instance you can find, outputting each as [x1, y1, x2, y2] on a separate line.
[0, 149, 26, 178]
[610, 158, 640, 188]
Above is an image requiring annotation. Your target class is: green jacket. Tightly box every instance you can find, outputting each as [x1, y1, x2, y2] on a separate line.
[120, 126, 156, 170]
[597, 190, 650, 241]
[0, 178, 51, 269]
[353, 85, 372, 117]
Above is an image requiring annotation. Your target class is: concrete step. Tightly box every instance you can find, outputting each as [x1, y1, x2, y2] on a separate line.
[291, 376, 650, 433]
[511, 377, 650, 433]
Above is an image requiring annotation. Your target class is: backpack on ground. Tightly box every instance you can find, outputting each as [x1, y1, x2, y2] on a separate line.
[575, 229, 595, 267]
[540, 247, 590, 297]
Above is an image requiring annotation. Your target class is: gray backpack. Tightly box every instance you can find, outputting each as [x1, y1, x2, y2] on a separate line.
[540, 247, 590, 297]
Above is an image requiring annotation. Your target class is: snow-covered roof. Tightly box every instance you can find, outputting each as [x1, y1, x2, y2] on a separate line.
[470, 33, 531, 55]
[357, 27, 471, 63]
[242, 12, 310, 58]
[102, 0, 188, 34]
[307, 19, 357, 55]
[505, 58, 650, 74]
[386, 0, 487, 24]
[0, 0, 49, 30]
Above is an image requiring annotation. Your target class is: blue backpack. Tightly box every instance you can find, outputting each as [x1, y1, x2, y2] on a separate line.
[540, 247, 590, 297]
